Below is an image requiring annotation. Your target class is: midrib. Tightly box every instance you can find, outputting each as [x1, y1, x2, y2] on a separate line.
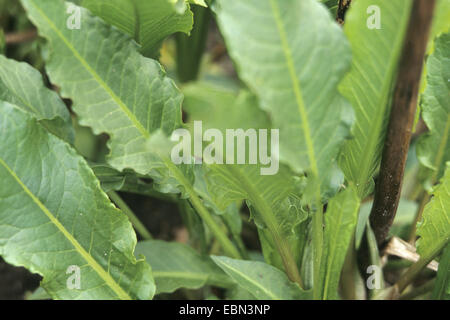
[268, 0, 319, 178]
[29, 0, 149, 139]
[0, 157, 132, 300]
[216, 262, 279, 300]
[354, 4, 412, 198]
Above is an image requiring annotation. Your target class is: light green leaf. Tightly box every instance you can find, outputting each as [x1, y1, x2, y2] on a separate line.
[417, 33, 450, 188]
[338, 0, 413, 198]
[428, 0, 450, 52]
[417, 164, 450, 260]
[212, 256, 311, 300]
[318, 185, 360, 300]
[135, 240, 234, 294]
[0, 55, 73, 142]
[0, 102, 154, 300]
[213, 0, 353, 195]
[432, 244, 450, 300]
[206, 164, 307, 276]
[82, 0, 193, 57]
[182, 82, 307, 284]
[21, 0, 183, 181]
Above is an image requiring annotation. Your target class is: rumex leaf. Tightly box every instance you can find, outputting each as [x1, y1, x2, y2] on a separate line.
[81, 0, 193, 57]
[211, 256, 311, 300]
[0, 55, 73, 142]
[0, 102, 154, 300]
[417, 33, 450, 188]
[136, 240, 234, 294]
[338, 0, 413, 198]
[213, 0, 353, 196]
[416, 164, 450, 261]
[318, 185, 360, 300]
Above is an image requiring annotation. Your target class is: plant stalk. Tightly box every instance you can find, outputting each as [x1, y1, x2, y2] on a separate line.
[176, 4, 211, 83]
[108, 191, 153, 240]
[369, 0, 436, 247]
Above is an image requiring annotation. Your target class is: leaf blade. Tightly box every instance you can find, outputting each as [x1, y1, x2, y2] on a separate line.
[338, 0, 413, 198]
[0, 102, 154, 300]
[211, 256, 311, 300]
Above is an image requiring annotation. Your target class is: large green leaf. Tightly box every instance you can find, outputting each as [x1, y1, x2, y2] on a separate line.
[0, 55, 73, 142]
[213, 0, 353, 195]
[211, 256, 311, 300]
[81, 0, 193, 57]
[135, 240, 234, 294]
[338, 0, 413, 198]
[20, 0, 183, 182]
[0, 102, 154, 300]
[417, 33, 450, 188]
[432, 244, 450, 299]
[318, 185, 360, 300]
[416, 164, 450, 261]
[182, 82, 308, 285]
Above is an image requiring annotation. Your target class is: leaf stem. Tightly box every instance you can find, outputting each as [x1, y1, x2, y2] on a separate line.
[313, 201, 324, 299]
[408, 191, 430, 243]
[176, 4, 211, 83]
[369, 0, 436, 246]
[227, 166, 303, 288]
[164, 161, 242, 260]
[108, 191, 152, 240]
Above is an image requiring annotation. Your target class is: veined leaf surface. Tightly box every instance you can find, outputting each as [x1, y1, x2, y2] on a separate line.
[136, 240, 234, 294]
[21, 0, 183, 176]
[213, 0, 353, 194]
[81, 0, 193, 57]
[417, 33, 450, 188]
[338, 0, 413, 198]
[318, 185, 360, 300]
[0, 102, 154, 300]
[182, 82, 307, 284]
[0, 55, 73, 142]
[416, 164, 450, 260]
[212, 256, 311, 300]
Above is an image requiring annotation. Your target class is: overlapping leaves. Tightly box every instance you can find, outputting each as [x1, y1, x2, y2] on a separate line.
[0, 103, 154, 299]
[81, 0, 194, 57]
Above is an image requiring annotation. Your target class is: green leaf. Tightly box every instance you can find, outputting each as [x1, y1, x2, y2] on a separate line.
[416, 164, 450, 261]
[135, 240, 234, 294]
[0, 54, 73, 142]
[182, 82, 307, 285]
[417, 33, 450, 188]
[0, 102, 154, 300]
[82, 0, 193, 57]
[213, 0, 353, 195]
[21, 0, 182, 178]
[211, 256, 311, 300]
[318, 185, 360, 300]
[432, 244, 450, 299]
[338, 0, 413, 198]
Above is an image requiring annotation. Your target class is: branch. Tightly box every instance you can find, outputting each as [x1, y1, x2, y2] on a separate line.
[369, 0, 436, 247]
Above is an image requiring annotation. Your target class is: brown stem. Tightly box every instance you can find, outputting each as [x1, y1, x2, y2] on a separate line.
[5, 29, 37, 44]
[369, 0, 436, 247]
[336, 0, 352, 25]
